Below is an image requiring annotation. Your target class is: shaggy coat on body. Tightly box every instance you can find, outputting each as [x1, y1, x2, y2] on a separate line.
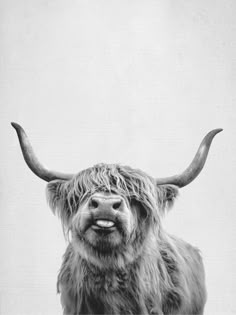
[47, 164, 206, 315]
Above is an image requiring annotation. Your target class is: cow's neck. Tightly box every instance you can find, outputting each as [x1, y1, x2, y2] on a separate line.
[74, 257, 148, 315]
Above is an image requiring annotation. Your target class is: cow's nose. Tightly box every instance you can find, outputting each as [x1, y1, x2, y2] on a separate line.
[89, 196, 122, 211]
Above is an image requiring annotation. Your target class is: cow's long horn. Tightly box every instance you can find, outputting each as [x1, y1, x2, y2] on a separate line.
[11, 122, 73, 182]
[156, 129, 223, 188]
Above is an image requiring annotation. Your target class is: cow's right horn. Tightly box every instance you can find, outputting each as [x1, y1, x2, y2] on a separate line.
[11, 122, 74, 182]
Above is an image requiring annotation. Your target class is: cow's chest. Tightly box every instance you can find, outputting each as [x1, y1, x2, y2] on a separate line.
[78, 266, 147, 315]
[84, 267, 130, 293]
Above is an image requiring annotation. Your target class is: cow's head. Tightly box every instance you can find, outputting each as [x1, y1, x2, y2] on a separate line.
[11, 123, 222, 266]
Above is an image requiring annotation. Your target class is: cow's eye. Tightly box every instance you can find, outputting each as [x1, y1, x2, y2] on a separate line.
[131, 200, 148, 220]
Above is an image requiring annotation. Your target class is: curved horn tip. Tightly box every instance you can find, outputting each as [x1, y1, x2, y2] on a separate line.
[11, 122, 23, 131]
[11, 121, 18, 128]
[206, 128, 223, 140]
[211, 128, 223, 134]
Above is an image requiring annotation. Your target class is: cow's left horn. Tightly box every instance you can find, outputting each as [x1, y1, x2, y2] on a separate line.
[156, 129, 223, 188]
[11, 122, 74, 182]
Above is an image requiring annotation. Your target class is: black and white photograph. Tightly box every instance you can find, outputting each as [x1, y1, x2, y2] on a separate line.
[0, 1, 235, 314]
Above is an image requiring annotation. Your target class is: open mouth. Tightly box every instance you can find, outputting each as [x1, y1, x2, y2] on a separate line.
[92, 219, 116, 232]
[95, 220, 115, 228]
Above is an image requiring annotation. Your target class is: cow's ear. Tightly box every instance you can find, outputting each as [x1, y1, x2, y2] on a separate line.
[46, 179, 74, 232]
[156, 184, 179, 213]
[46, 179, 66, 212]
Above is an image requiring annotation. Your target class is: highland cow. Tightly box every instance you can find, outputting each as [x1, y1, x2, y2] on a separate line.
[12, 122, 222, 315]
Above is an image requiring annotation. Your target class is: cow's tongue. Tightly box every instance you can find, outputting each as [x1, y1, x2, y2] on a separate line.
[95, 220, 115, 228]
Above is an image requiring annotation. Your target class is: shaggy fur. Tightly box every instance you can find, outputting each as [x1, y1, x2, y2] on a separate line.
[47, 163, 206, 315]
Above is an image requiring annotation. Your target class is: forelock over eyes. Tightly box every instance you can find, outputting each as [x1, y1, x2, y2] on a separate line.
[47, 164, 161, 221]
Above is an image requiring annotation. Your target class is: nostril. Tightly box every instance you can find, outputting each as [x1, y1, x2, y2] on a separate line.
[90, 199, 99, 209]
[113, 201, 122, 210]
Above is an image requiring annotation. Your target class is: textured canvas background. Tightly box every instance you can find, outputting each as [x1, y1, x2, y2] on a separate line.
[0, 1, 235, 314]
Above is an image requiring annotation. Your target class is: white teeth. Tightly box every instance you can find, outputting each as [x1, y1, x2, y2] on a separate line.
[95, 220, 115, 228]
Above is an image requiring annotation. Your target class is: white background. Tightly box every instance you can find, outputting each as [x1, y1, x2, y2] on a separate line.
[0, 1, 235, 314]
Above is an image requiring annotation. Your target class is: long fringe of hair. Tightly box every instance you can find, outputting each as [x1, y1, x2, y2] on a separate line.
[46, 163, 172, 235]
